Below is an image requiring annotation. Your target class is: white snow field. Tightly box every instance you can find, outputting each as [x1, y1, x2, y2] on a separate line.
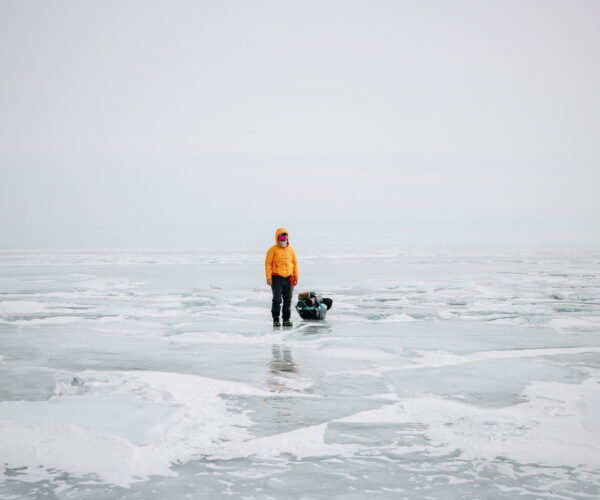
[0, 249, 599, 499]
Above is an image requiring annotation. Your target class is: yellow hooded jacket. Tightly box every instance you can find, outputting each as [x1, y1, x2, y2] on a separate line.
[265, 227, 300, 281]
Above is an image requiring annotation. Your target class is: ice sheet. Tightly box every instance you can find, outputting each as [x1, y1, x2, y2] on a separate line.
[339, 372, 600, 467]
[1, 249, 599, 498]
[0, 370, 273, 486]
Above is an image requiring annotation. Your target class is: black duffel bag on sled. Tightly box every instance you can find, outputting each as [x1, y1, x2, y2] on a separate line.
[295, 291, 333, 320]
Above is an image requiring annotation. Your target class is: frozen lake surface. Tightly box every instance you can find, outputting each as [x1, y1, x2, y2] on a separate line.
[1, 249, 599, 499]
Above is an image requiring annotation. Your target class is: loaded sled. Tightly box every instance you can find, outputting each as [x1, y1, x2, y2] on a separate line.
[295, 291, 333, 320]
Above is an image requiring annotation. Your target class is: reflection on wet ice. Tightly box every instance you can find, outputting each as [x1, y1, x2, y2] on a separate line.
[269, 344, 296, 374]
[298, 321, 332, 336]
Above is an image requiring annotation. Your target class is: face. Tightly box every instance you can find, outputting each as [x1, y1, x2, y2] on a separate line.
[278, 233, 288, 244]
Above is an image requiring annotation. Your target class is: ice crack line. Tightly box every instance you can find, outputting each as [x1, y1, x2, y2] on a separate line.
[399, 346, 600, 370]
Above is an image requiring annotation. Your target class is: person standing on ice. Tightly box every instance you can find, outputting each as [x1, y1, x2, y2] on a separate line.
[265, 227, 300, 328]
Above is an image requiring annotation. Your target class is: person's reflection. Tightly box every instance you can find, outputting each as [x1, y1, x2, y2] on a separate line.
[266, 343, 299, 423]
[269, 343, 297, 373]
[267, 343, 298, 393]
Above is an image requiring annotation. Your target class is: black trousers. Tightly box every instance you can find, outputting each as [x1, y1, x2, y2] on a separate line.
[271, 275, 294, 321]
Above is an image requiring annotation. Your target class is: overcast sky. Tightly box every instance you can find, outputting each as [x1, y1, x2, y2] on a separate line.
[1, 0, 599, 251]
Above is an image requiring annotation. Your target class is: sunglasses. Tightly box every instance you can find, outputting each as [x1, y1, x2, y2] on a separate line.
[278, 234, 288, 241]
